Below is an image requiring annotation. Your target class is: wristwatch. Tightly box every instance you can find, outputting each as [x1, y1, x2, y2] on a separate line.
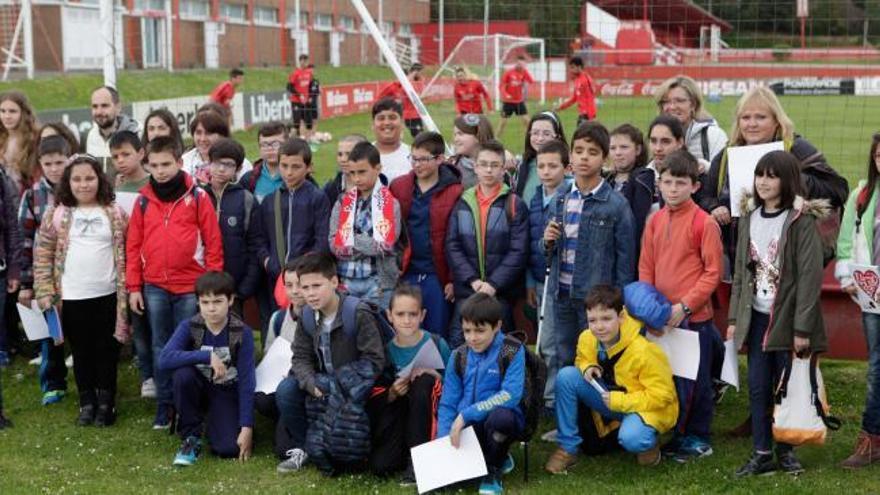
[681, 303, 693, 317]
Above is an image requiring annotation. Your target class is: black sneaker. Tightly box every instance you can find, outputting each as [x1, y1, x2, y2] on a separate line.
[77, 404, 96, 426]
[0, 412, 11, 429]
[398, 463, 416, 487]
[735, 452, 776, 477]
[776, 449, 804, 476]
[713, 379, 730, 404]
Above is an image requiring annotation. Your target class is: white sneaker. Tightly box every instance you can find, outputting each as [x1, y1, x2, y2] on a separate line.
[65, 355, 73, 368]
[141, 378, 157, 399]
[28, 355, 42, 366]
[277, 448, 308, 473]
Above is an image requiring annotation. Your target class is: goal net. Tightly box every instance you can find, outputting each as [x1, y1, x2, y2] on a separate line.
[423, 34, 546, 111]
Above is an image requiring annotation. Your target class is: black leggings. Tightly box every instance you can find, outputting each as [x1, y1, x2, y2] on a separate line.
[63, 294, 120, 407]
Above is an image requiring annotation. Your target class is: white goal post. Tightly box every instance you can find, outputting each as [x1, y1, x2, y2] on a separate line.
[423, 34, 546, 112]
[1, 0, 34, 81]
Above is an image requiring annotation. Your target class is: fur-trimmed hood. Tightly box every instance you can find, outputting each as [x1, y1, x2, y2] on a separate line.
[738, 193, 832, 220]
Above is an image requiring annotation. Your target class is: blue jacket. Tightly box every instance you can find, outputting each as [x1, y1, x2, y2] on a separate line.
[437, 331, 525, 436]
[546, 180, 636, 299]
[445, 185, 528, 300]
[203, 183, 260, 299]
[253, 180, 330, 283]
[609, 167, 655, 257]
[158, 314, 256, 428]
[527, 178, 572, 284]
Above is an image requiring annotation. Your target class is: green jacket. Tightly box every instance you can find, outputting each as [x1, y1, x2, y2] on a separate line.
[834, 179, 876, 288]
[728, 195, 829, 352]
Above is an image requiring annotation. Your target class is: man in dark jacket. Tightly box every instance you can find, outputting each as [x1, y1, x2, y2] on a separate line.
[445, 140, 528, 348]
[274, 253, 385, 474]
[390, 132, 463, 338]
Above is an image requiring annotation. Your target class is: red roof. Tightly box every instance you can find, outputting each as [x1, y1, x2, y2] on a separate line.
[591, 0, 732, 47]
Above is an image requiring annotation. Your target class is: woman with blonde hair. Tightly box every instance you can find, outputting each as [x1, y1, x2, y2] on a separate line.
[0, 90, 39, 193]
[655, 76, 728, 164]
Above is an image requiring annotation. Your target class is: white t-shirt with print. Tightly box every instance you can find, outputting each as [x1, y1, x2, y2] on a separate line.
[61, 207, 117, 300]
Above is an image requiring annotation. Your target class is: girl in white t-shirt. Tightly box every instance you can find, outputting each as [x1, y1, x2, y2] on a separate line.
[34, 155, 130, 428]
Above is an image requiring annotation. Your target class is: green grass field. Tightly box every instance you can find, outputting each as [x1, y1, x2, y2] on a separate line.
[1, 69, 880, 493]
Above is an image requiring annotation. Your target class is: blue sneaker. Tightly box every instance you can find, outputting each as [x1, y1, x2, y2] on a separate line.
[0, 350, 10, 367]
[42, 390, 66, 406]
[173, 436, 201, 466]
[478, 474, 503, 494]
[500, 454, 515, 475]
[673, 435, 713, 463]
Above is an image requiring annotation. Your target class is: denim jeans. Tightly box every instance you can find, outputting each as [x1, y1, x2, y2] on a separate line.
[746, 310, 791, 452]
[535, 281, 559, 408]
[402, 272, 451, 339]
[673, 320, 720, 439]
[130, 309, 153, 383]
[173, 366, 240, 457]
[554, 294, 588, 368]
[343, 277, 391, 310]
[144, 284, 198, 406]
[276, 376, 309, 450]
[861, 313, 880, 434]
[0, 275, 7, 354]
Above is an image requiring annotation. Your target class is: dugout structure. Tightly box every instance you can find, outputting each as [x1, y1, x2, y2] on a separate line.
[424, 33, 546, 111]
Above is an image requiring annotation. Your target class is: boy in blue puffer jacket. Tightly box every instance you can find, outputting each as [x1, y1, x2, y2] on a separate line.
[439, 293, 526, 495]
[445, 140, 528, 348]
[526, 139, 572, 412]
[202, 139, 260, 316]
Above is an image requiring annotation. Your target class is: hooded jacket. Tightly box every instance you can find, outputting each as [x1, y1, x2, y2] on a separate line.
[575, 310, 678, 436]
[729, 194, 829, 352]
[125, 173, 224, 294]
[389, 164, 463, 285]
[835, 179, 876, 288]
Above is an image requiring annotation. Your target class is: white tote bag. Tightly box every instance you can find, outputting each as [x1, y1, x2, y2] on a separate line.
[772, 354, 841, 446]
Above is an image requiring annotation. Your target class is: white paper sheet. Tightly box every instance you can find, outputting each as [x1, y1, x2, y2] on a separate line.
[255, 337, 293, 394]
[850, 264, 880, 314]
[721, 340, 740, 390]
[727, 141, 785, 217]
[115, 192, 140, 216]
[396, 338, 446, 378]
[411, 426, 488, 494]
[17, 301, 49, 341]
[646, 327, 701, 380]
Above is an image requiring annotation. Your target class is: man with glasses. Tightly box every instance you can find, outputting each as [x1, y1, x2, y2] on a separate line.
[240, 121, 289, 203]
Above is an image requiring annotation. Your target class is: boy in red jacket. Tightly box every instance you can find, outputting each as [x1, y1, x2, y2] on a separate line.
[453, 67, 492, 115]
[127, 136, 224, 429]
[389, 131, 463, 337]
[639, 150, 723, 462]
[497, 55, 534, 137]
[555, 56, 597, 128]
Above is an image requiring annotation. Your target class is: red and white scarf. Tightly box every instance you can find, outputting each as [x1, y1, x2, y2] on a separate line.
[332, 181, 397, 256]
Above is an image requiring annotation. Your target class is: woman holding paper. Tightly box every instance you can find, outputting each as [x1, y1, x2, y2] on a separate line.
[654, 76, 728, 164]
[702, 87, 848, 269]
[836, 133, 880, 469]
[726, 151, 828, 477]
[33, 155, 130, 428]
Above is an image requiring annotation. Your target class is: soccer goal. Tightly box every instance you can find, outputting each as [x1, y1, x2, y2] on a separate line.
[0, 0, 34, 80]
[424, 34, 546, 112]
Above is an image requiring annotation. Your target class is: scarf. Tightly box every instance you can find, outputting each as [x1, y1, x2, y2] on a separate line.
[150, 171, 188, 203]
[332, 181, 396, 256]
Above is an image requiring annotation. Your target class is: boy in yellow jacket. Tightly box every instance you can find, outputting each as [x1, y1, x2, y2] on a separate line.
[545, 284, 678, 473]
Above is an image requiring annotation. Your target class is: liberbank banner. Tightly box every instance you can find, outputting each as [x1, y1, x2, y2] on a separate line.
[34, 76, 879, 139]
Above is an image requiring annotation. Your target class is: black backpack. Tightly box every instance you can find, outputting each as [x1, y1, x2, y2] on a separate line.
[300, 294, 395, 346]
[454, 334, 547, 441]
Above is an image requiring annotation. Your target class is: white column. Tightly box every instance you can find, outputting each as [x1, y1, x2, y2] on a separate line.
[100, 0, 116, 87]
[21, 0, 33, 78]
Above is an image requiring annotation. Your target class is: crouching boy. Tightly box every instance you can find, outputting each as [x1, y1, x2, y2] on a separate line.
[274, 252, 385, 475]
[545, 284, 677, 474]
[438, 293, 526, 495]
[158, 271, 256, 466]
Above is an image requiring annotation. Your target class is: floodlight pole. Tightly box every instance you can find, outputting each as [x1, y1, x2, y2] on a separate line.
[350, 0, 440, 134]
[439, 0, 444, 63]
[100, 0, 116, 87]
[22, 0, 33, 79]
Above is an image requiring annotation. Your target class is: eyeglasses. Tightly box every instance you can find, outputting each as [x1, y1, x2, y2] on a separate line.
[475, 161, 503, 170]
[259, 141, 283, 150]
[408, 154, 438, 165]
[210, 161, 237, 170]
[529, 130, 556, 139]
